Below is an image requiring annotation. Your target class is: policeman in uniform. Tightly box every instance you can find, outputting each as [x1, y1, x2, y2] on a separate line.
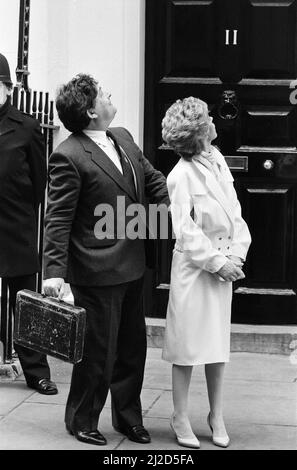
[0, 52, 57, 394]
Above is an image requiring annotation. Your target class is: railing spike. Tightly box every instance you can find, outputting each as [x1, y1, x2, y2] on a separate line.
[44, 92, 49, 125]
[32, 90, 37, 119]
[25, 89, 31, 115]
[20, 89, 25, 112]
[49, 100, 54, 125]
[38, 91, 43, 124]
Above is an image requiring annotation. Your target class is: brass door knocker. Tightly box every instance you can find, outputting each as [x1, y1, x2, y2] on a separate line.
[218, 90, 239, 121]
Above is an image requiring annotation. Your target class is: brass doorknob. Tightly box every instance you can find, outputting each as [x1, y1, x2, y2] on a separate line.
[263, 159, 274, 170]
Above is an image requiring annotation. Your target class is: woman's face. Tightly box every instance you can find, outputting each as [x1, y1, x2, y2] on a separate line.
[206, 112, 217, 142]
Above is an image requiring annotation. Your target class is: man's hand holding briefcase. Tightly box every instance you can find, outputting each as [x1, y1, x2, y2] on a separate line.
[14, 289, 86, 364]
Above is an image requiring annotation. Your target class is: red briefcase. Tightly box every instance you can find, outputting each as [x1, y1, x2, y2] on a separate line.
[14, 289, 86, 364]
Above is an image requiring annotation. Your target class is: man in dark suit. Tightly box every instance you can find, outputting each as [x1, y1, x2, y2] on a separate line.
[43, 74, 169, 446]
[0, 52, 57, 395]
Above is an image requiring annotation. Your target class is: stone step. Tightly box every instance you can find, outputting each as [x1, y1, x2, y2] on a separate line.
[146, 318, 297, 356]
[2, 284, 297, 358]
[1, 321, 297, 383]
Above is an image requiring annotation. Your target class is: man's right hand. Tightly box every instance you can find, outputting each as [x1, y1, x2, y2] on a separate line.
[43, 278, 65, 299]
[217, 260, 245, 282]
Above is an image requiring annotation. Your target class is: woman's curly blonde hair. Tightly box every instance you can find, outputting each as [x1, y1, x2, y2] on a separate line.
[161, 97, 211, 159]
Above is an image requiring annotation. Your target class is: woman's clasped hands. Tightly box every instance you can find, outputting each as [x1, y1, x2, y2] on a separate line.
[216, 256, 245, 282]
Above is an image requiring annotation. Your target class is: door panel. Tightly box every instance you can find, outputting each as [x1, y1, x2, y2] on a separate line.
[242, 0, 297, 79]
[241, 106, 297, 147]
[144, 0, 297, 324]
[165, 0, 218, 77]
[240, 182, 295, 284]
[233, 179, 297, 324]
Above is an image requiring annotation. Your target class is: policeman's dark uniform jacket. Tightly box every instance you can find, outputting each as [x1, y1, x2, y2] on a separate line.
[43, 126, 170, 434]
[0, 52, 54, 391]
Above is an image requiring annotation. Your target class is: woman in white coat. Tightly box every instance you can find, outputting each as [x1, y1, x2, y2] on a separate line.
[162, 97, 251, 449]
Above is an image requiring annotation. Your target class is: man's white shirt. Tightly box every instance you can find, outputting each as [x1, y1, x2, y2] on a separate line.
[83, 129, 123, 174]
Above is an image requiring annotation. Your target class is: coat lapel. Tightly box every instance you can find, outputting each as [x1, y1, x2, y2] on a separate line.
[76, 132, 138, 202]
[0, 106, 22, 137]
[193, 159, 235, 226]
[0, 119, 15, 137]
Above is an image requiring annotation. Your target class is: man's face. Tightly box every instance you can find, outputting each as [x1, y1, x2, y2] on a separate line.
[94, 87, 117, 124]
[0, 82, 11, 106]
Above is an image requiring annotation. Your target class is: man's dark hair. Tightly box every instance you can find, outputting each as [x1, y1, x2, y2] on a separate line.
[56, 74, 98, 133]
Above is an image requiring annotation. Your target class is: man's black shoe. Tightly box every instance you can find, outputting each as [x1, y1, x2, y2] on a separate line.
[28, 378, 58, 395]
[114, 424, 151, 444]
[66, 425, 107, 446]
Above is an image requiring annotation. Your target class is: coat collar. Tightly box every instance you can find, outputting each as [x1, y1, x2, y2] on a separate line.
[192, 158, 235, 226]
[0, 105, 22, 137]
[75, 130, 139, 202]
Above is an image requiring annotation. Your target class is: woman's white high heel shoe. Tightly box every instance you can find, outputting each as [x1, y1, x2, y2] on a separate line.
[170, 415, 200, 449]
[207, 413, 230, 448]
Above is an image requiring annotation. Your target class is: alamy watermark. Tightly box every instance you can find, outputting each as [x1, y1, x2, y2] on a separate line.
[92, 196, 200, 241]
[94, 197, 171, 240]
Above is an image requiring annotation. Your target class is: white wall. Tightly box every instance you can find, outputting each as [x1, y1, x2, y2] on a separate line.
[0, 0, 145, 147]
[0, 1, 19, 79]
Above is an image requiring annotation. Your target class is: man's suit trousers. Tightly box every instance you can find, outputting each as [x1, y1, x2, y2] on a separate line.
[65, 276, 146, 432]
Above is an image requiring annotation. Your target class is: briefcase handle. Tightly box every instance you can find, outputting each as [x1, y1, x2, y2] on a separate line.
[41, 293, 70, 305]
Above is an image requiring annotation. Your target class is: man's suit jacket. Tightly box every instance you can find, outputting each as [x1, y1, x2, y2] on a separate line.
[43, 127, 169, 286]
[0, 104, 46, 277]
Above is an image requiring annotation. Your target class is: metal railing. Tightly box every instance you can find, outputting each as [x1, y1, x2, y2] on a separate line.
[0, 87, 59, 364]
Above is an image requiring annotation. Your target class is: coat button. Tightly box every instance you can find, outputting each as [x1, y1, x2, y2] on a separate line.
[218, 248, 221, 250]
[219, 237, 222, 240]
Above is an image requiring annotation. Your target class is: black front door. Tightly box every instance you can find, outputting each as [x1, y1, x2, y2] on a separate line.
[144, 0, 297, 324]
